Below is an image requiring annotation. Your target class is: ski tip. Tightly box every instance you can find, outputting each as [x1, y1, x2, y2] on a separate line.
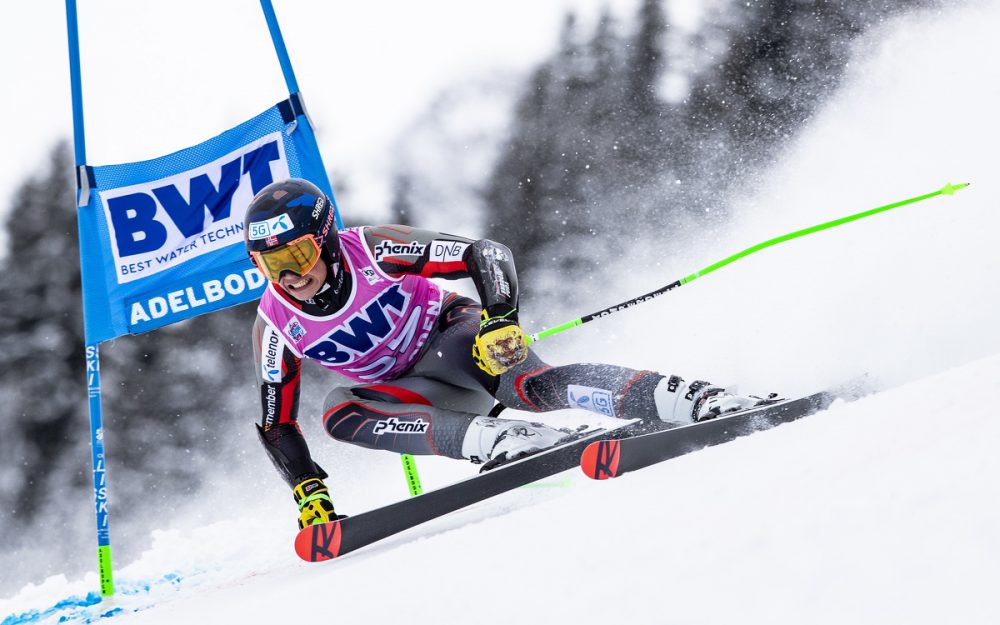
[581, 439, 621, 480]
[294, 519, 343, 563]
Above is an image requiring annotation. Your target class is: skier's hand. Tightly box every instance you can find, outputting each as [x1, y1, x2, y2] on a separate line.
[473, 304, 528, 376]
[293, 476, 340, 529]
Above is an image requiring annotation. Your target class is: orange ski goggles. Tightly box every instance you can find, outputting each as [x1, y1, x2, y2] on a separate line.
[250, 234, 322, 282]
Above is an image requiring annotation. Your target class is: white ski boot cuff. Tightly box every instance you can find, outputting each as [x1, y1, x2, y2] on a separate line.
[653, 376, 722, 424]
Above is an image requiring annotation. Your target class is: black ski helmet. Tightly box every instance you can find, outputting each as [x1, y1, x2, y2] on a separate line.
[244, 178, 340, 277]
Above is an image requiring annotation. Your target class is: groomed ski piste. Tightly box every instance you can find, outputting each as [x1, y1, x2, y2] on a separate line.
[4, 3, 1000, 624]
[4, 357, 999, 625]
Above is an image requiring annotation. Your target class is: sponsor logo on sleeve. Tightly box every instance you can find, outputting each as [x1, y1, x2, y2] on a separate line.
[264, 385, 278, 428]
[261, 326, 284, 383]
[429, 240, 469, 263]
[373, 240, 425, 261]
[568, 385, 616, 417]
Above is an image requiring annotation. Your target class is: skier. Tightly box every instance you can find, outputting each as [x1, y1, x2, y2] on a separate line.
[247, 178, 766, 529]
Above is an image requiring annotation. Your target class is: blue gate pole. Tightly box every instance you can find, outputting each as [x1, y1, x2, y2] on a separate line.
[259, 0, 299, 95]
[65, 0, 115, 598]
[259, 0, 344, 229]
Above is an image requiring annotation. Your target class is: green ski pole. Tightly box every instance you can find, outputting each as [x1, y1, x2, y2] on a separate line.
[528, 182, 969, 344]
[401, 454, 423, 496]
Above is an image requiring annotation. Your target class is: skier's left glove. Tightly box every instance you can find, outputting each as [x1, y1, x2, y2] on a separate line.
[473, 304, 529, 376]
[292, 476, 341, 530]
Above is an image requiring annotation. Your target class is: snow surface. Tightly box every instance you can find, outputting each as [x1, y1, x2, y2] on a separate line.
[4, 354, 999, 624]
[3, 1, 999, 624]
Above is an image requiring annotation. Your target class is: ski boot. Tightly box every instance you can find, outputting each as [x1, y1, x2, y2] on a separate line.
[654, 376, 778, 424]
[692, 387, 780, 422]
[462, 416, 576, 470]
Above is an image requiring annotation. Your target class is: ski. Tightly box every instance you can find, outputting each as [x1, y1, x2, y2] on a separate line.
[580, 391, 835, 480]
[295, 419, 652, 562]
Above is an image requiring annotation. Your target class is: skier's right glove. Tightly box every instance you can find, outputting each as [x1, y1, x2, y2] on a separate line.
[292, 476, 340, 529]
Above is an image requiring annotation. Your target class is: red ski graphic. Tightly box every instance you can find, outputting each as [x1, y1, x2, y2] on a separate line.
[581, 439, 621, 480]
[295, 519, 343, 562]
[290, 421, 648, 562]
[580, 392, 834, 480]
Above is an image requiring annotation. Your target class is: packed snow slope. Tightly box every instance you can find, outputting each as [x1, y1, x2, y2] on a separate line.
[4, 2, 999, 624]
[4, 352, 999, 625]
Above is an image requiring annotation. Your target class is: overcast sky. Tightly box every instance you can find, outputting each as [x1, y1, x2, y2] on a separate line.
[0, 0, 714, 239]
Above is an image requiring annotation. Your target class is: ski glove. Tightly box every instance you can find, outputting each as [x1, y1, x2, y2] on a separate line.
[473, 304, 529, 376]
[293, 476, 340, 529]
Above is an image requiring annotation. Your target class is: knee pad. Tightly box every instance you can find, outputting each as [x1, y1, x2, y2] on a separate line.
[322, 393, 364, 442]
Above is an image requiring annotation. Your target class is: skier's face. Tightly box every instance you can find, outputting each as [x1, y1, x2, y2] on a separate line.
[278, 258, 328, 301]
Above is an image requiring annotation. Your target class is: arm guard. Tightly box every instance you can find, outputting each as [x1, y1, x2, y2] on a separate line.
[252, 314, 324, 487]
[256, 423, 327, 488]
[464, 238, 519, 312]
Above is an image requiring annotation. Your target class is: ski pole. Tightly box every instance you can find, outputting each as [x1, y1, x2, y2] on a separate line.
[527, 182, 969, 344]
[400, 453, 423, 496]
